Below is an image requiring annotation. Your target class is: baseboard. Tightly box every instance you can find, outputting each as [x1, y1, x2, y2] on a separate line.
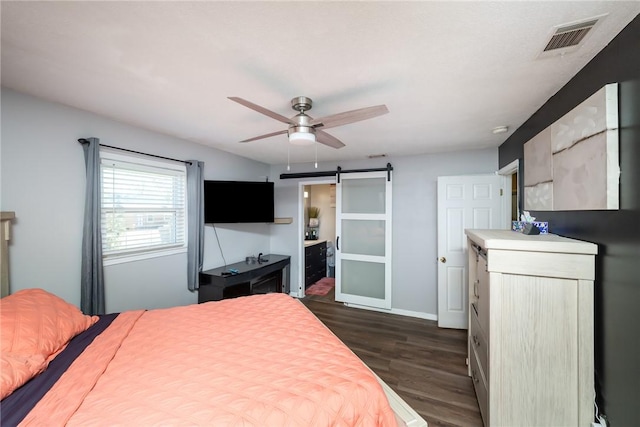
[344, 302, 437, 321]
[291, 292, 438, 322]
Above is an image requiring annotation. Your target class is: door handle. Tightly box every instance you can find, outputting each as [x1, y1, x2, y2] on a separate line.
[439, 257, 446, 263]
[336, 236, 339, 250]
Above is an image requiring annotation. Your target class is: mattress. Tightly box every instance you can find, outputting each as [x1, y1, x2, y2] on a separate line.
[3, 293, 397, 426]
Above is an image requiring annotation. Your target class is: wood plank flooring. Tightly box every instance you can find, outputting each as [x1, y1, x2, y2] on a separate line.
[302, 289, 482, 427]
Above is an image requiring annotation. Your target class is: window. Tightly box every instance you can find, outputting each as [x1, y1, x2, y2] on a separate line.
[100, 151, 186, 264]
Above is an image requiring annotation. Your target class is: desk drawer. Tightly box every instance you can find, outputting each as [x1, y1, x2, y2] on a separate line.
[222, 282, 251, 299]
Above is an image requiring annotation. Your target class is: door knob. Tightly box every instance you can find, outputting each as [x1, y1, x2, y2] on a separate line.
[439, 257, 446, 263]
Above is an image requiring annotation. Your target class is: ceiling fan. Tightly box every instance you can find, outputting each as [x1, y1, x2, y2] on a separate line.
[228, 96, 389, 149]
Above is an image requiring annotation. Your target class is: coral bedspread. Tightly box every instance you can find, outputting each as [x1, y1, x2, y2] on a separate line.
[19, 294, 396, 426]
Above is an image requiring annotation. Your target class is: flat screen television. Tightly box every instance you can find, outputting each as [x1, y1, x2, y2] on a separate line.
[204, 180, 274, 224]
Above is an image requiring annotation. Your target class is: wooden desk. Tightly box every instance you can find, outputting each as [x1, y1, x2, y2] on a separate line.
[198, 254, 290, 303]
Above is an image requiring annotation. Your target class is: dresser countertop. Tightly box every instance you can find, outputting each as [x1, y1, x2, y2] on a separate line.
[465, 229, 598, 255]
[304, 239, 327, 248]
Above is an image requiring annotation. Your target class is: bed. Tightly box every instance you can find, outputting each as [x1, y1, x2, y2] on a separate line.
[1, 288, 406, 426]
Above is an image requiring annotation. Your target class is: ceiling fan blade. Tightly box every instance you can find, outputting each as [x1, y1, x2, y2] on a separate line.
[316, 130, 345, 149]
[240, 130, 288, 143]
[310, 105, 389, 129]
[228, 97, 295, 125]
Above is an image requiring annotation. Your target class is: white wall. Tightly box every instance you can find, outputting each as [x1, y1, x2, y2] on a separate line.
[1, 89, 271, 312]
[270, 149, 498, 317]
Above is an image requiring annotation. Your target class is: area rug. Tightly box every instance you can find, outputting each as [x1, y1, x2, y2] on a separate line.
[305, 277, 335, 296]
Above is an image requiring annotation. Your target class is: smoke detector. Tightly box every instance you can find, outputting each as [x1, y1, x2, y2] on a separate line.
[492, 126, 509, 135]
[538, 14, 607, 58]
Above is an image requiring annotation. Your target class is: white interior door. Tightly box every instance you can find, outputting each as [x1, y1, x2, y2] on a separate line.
[335, 171, 392, 309]
[437, 175, 503, 328]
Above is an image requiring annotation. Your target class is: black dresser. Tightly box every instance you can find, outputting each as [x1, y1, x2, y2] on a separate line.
[304, 240, 327, 288]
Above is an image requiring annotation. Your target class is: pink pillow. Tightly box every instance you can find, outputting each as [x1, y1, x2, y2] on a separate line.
[0, 353, 46, 399]
[1, 288, 98, 360]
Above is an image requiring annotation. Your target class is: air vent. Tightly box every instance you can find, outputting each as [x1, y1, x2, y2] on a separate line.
[539, 15, 607, 58]
[367, 154, 387, 159]
[544, 19, 598, 51]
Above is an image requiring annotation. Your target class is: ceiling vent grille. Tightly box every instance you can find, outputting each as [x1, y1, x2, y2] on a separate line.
[543, 19, 599, 52]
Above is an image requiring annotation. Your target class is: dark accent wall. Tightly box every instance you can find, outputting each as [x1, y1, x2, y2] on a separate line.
[499, 16, 640, 426]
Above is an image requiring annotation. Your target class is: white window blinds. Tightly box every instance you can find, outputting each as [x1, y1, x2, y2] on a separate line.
[100, 152, 186, 259]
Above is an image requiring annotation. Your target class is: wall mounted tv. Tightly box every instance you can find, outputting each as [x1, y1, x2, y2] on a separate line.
[204, 180, 274, 224]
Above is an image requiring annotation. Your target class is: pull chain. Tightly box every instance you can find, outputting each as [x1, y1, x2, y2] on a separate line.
[314, 140, 318, 168]
[287, 144, 291, 171]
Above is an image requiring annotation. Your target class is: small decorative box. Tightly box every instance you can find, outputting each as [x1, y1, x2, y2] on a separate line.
[512, 221, 549, 234]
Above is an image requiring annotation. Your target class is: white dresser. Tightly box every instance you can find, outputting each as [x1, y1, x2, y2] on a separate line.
[465, 229, 597, 426]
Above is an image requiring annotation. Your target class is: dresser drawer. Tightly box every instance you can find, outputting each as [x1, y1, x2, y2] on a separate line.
[305, 242, 326, 258]
[470, 307, 489, 381]
[305, 271, 325, 287]
[470, 345, 489, 426]
[476, 253, 490, 337]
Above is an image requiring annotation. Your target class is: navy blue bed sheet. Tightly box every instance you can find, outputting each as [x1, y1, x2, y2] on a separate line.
[1, 314, 118, 426]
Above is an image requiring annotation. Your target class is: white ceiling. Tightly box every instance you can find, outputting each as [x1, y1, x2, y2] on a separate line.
[2, 1, 639, 166]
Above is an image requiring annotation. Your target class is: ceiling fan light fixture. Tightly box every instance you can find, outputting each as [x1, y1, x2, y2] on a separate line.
[289, 131, 316, 145]
[229, 96, 387, 150]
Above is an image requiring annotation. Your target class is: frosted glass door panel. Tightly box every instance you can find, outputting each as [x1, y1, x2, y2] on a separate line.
[341, 220, 385, 256]
[341, 260, 385, 299]
[335, 170, 392, 310]
[342, 178, 386, 214]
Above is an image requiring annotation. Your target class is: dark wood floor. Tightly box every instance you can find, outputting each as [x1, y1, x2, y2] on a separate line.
[302, 288, 482, 427]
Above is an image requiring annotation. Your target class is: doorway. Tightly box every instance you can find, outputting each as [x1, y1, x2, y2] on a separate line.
[498, 159, 521, 226]
[298, 180, 336, 300]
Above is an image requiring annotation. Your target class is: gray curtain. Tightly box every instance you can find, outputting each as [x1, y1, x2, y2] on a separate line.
[186, 160, 204, 291]
[80, 137, 105, 315]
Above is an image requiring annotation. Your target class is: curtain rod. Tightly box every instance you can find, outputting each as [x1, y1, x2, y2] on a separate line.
[280, 163, 393, 182]
[77, 139, 192, 165]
